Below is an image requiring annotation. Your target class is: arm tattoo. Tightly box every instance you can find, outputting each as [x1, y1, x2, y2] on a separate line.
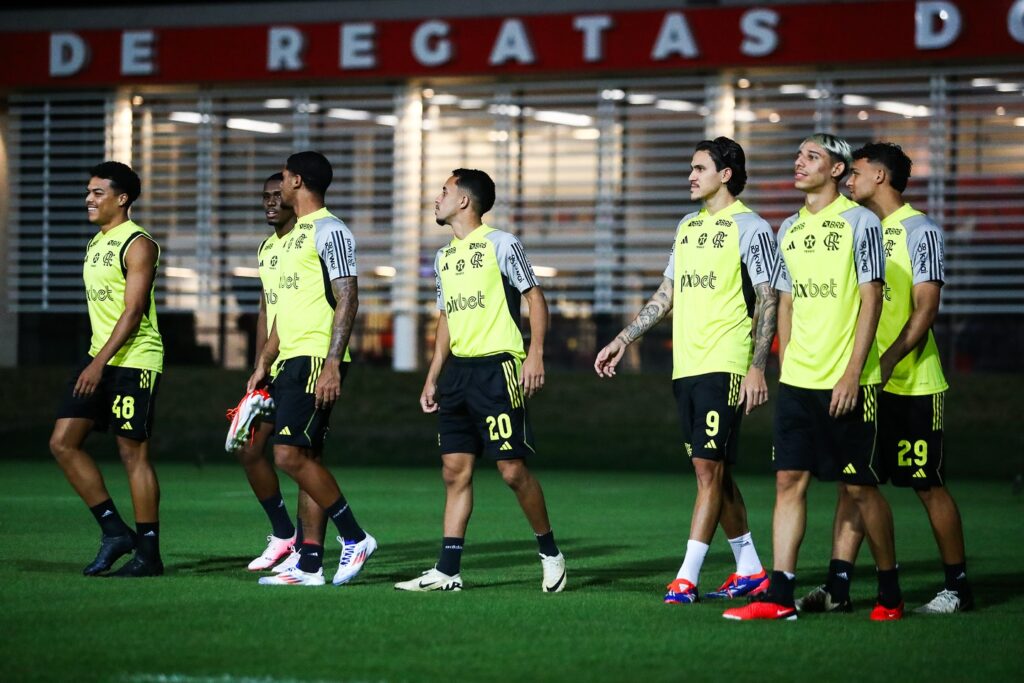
[751, 282, 777, 371]
[618, 279, 673, 344]
[327, 277, 359, 363]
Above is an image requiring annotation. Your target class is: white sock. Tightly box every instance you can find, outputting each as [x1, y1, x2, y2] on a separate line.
[675, 539, 710, 585]
[728, 532, 763, 576]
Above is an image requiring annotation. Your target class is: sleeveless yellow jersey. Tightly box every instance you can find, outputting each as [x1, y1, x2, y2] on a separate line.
[434, 224, 539, 360]
[275, 207, 354, 362]
[257, 232, 286, 377]
[772, 195, 885, 389]
[663, 200, 778, 379]
[83, 220, 163, 372]
[878, 204, 948, 396]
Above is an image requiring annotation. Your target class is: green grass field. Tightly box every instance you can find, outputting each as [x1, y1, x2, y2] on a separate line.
[1, 461, 1021, 683]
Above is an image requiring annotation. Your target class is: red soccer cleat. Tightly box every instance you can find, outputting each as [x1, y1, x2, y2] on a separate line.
[870, 601, 904, 621]
[723, 600, 797, 621]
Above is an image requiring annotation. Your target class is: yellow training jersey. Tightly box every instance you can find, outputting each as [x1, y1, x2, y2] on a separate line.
[257, 232, 286, 377]
[663, 200, 778, 379]
[274, 207, 354, 362]
[83, 219, 163, 372]
[878, 204, 948, 396]
[434, 224, 539, 361]
[772, 195, 885, 390]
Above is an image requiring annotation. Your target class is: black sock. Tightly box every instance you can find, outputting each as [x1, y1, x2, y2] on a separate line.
[259, 492, 295, 540]
[136, 522, 160, 562]
[295, 516, 305, 546]
[437, 537, 464, 576]
[536, 530, 559, 557]
[89, 499, 132, 537]
[944, 562, 970, 594]
[325, 497, 365, 543]
[768, 570, 796, 606]
[297, 543, 324, 573]
[825, 559, 855, 602]
[876, 567, 902, 608]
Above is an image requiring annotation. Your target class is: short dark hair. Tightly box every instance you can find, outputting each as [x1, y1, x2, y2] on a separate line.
[694, 137, 747, 196]
[265, 172, 284, 184]
[90, 161, 141, 206]
[286, 151, 333, 197]
[852, 142, 913, 193]
[451, 168, 496, 216]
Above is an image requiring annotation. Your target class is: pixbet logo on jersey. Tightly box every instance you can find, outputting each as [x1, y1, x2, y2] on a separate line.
[678, 269, 718, 290]
[792, 277, 839, 298]
[87, 285, 114, 301]
[446, 290, 486, 315]
[278, 272, 301, 289]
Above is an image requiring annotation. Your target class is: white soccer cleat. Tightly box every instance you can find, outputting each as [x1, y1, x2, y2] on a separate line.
[914, 589, 970, 614]
[225, 388, 275, 453]
[394, 567, 463, 592]
[540, 552, 567, 593]
[258, 566, 325, 586]
[332, 532, 377, 586]
[272, 550, 301, 573]
[247, 533, 296, 571]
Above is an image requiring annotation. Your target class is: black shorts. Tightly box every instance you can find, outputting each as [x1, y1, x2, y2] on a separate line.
[271, 356, 349, 450]
[878, 391, 945, 489]
[672, 373, 744, 463]
[772, 383, 881, 484]
[55, 356, 161, 441]
[437, 354, 535, 460]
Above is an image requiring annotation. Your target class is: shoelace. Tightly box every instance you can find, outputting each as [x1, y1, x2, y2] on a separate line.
[338, 542, 358, 565]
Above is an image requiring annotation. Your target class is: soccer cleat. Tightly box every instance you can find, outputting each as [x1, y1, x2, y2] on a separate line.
[394, 567, 463, 592]
[723, 600, 797, 621]
[83, 531, 136, 576]
[108, 554, 164, 578]
[870, 600, 904, 621]
[795, 584, 853, 613]
[332, 532, 377, 586]
[704, 570, 769, 599]
[224, 388, 275, 453]
[272, 550, 301, 573]
[914, 589, 973, 614]
[540, 552, 567, 593]
[247, 533, 296, 571]
[664, 578, 700, 604]
[258, 566, 325, 586]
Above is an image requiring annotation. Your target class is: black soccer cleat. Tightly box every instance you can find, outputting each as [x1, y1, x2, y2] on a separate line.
[83, 532, 137, 576]
[108, 553, 164, 578]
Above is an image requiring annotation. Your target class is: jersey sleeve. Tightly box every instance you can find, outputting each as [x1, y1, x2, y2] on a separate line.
[490, 232, 539, 292]
[314, 217, 358, 279]
[434, 249, 445, 311]
[905, 216, 946, 286]
[736, 212, 777, 287]
[850, 208, 885, 284]
[771, 215, 796, 293]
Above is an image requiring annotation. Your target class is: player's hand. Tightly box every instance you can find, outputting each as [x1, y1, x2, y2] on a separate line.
[879, 352, 897, 389]
[74, 359, 104, 398]
[314, 361, 342, 410]
[420, 380, 438, 413]
[594, 339, 626, 378]
[246, 365, 267, 393]
[521, 353, 545, 398]
[738, 367, 768, 415]
[830, 373, 860, 417]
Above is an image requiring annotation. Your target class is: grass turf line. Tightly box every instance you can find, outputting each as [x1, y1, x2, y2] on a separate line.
[0, 461, 1020, 683]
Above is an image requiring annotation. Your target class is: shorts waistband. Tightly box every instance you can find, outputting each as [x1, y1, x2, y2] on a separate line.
[449, 353, 519, 366]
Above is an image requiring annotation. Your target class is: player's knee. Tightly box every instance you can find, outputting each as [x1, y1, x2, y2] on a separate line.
[273, 446, 306, 474]
[692, 459, 724, 488]
[841, 482, 879, 505]
[498, 460, 530, 489]
[442, 464, 471, 488]
[116, 442, 147, 468]
[49, 433, 71, 461]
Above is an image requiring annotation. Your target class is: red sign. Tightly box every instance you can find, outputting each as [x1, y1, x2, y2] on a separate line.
[2, 0, 1022, 88]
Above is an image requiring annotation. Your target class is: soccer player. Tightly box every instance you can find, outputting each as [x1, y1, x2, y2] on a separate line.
[796, 142, 971, 614]
[394, 169, 565, 593]
[247, 151, 375, 587]
[594, 137, 776, 604]
[49, 161, 164, 577]
[723, 133, 903, 621]
[234, 173, 326, 573]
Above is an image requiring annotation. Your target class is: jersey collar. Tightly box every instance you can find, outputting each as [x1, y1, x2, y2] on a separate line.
[799, 194, 849, 221]
[701, 199, 746, 221]
[297, 206, 331, 224]
[882, 203, 918, 228]
[452, 223, 490, 244]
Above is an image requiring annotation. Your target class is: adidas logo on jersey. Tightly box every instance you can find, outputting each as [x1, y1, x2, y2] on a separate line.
[912, 468, 927, 479]
[122, 421, 132, 430]
[279, 426, 292, 436]
[704, 440, 717, 450]
[500, 441, 512, 451]
[843, 463, 857, 475]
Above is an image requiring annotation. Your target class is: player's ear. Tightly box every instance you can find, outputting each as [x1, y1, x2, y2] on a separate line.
[720, 167, 733, 183]
[118, 194, 127, 207]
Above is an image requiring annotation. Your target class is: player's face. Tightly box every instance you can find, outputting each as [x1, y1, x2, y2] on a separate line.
[689, 150, 725, 202]
[846, 158, 880, 204]
[85, 177, 125, 226]
[794, 141, 842, 193]
[262, 180, 295, 228]
[434, 176, 462, 226]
